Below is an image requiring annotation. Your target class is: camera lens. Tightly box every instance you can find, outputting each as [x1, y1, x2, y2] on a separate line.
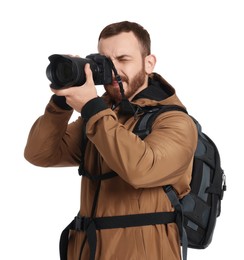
[55, 60, 73, 84]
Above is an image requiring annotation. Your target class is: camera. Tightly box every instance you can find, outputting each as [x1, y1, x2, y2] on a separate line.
[46, 54, 113, 89]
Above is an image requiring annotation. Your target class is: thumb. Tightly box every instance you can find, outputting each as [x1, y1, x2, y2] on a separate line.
[84, 63, 94, 84]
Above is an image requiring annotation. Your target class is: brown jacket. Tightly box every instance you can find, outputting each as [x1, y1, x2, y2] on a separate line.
[24, 74, 198, 260]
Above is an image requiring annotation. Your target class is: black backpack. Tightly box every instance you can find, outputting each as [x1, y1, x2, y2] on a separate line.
[59, 104, 226, 260]
[133, 105, 226, 260]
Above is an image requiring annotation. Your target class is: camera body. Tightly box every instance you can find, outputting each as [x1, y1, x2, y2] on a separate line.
[46, 54, 113, 89]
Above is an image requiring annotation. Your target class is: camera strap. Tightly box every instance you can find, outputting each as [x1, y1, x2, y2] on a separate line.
[107, 58, 138, 116]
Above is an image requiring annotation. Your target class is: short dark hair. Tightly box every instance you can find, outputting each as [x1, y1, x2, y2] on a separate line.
[98, 21, 151, 57]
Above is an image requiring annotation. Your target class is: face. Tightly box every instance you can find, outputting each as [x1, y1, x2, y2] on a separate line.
[98, 32, 156, 103]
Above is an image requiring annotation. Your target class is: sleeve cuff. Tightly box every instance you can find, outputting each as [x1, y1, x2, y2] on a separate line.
[81, 97, 108, 121]
[51, 94, 73, 110]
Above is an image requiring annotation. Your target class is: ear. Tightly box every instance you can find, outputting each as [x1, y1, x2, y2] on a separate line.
[144, 54, 156, 74]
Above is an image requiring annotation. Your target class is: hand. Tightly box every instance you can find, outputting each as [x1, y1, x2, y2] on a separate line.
[51, 63, 97, 112]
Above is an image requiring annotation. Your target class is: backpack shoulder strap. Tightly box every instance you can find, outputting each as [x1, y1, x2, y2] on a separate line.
[164, 185, 188, 260]
[133, 104, 189, 260]
[133, 105, 188, 139]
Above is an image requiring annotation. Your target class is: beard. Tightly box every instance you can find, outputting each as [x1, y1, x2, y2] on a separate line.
[105, 67, 147, 104]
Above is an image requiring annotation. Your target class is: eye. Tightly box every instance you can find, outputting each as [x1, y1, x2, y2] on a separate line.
[119, 58, 128, 62]
[117, 55, 131, 62]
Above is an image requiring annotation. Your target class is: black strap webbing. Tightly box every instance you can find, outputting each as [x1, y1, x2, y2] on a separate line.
[60, 211, 176, 260]
[133, 105, 188, 140]
[164, 186, 188, 260]
[59, 220, 74, 260]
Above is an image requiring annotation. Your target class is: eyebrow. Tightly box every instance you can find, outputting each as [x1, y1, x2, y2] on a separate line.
[115, 54, 132, 60]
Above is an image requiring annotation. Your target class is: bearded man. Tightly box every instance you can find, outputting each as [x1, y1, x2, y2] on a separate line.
[24, 21, 197, 260]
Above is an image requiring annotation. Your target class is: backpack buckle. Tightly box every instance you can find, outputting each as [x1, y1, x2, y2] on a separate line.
[74, 216, 84, 231]
[74, 216, 93, 231]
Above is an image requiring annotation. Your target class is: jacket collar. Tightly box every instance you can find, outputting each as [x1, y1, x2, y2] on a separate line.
[132, 73, 175, 102]
[102, 73, 181, 116]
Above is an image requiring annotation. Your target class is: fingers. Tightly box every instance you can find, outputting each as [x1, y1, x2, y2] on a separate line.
[51, 86, 68, 96]
[84, 63, 94, 85]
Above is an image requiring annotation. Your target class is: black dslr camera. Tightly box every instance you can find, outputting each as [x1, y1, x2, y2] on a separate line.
[46, 54, 113, 89]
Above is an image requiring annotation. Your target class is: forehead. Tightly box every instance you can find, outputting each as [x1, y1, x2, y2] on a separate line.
[98, 32, 142, 57]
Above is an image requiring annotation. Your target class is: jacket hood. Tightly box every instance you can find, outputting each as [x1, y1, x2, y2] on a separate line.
[131, 73, 185, 108]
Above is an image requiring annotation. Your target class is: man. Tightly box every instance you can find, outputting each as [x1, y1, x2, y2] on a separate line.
[24, 21, 197, 260]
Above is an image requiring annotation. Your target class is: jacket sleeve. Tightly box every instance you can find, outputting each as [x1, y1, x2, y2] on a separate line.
[83, 99, 198, 190]
[24, 99, 83, 167]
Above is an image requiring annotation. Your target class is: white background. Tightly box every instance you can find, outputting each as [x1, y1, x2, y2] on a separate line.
[0, 0, 243, 259]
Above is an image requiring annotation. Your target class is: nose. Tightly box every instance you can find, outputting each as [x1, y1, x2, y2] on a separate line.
[109, 59, 121, 78]
[110, 58, 120, 70]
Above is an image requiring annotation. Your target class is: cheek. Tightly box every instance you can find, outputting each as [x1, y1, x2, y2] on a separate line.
[119, 63, 136, 77]
[124, 67, 138, 79]
[125, 61, 146, 80]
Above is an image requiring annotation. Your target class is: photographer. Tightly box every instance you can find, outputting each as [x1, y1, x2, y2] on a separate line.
[24, 21, 197, 260]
